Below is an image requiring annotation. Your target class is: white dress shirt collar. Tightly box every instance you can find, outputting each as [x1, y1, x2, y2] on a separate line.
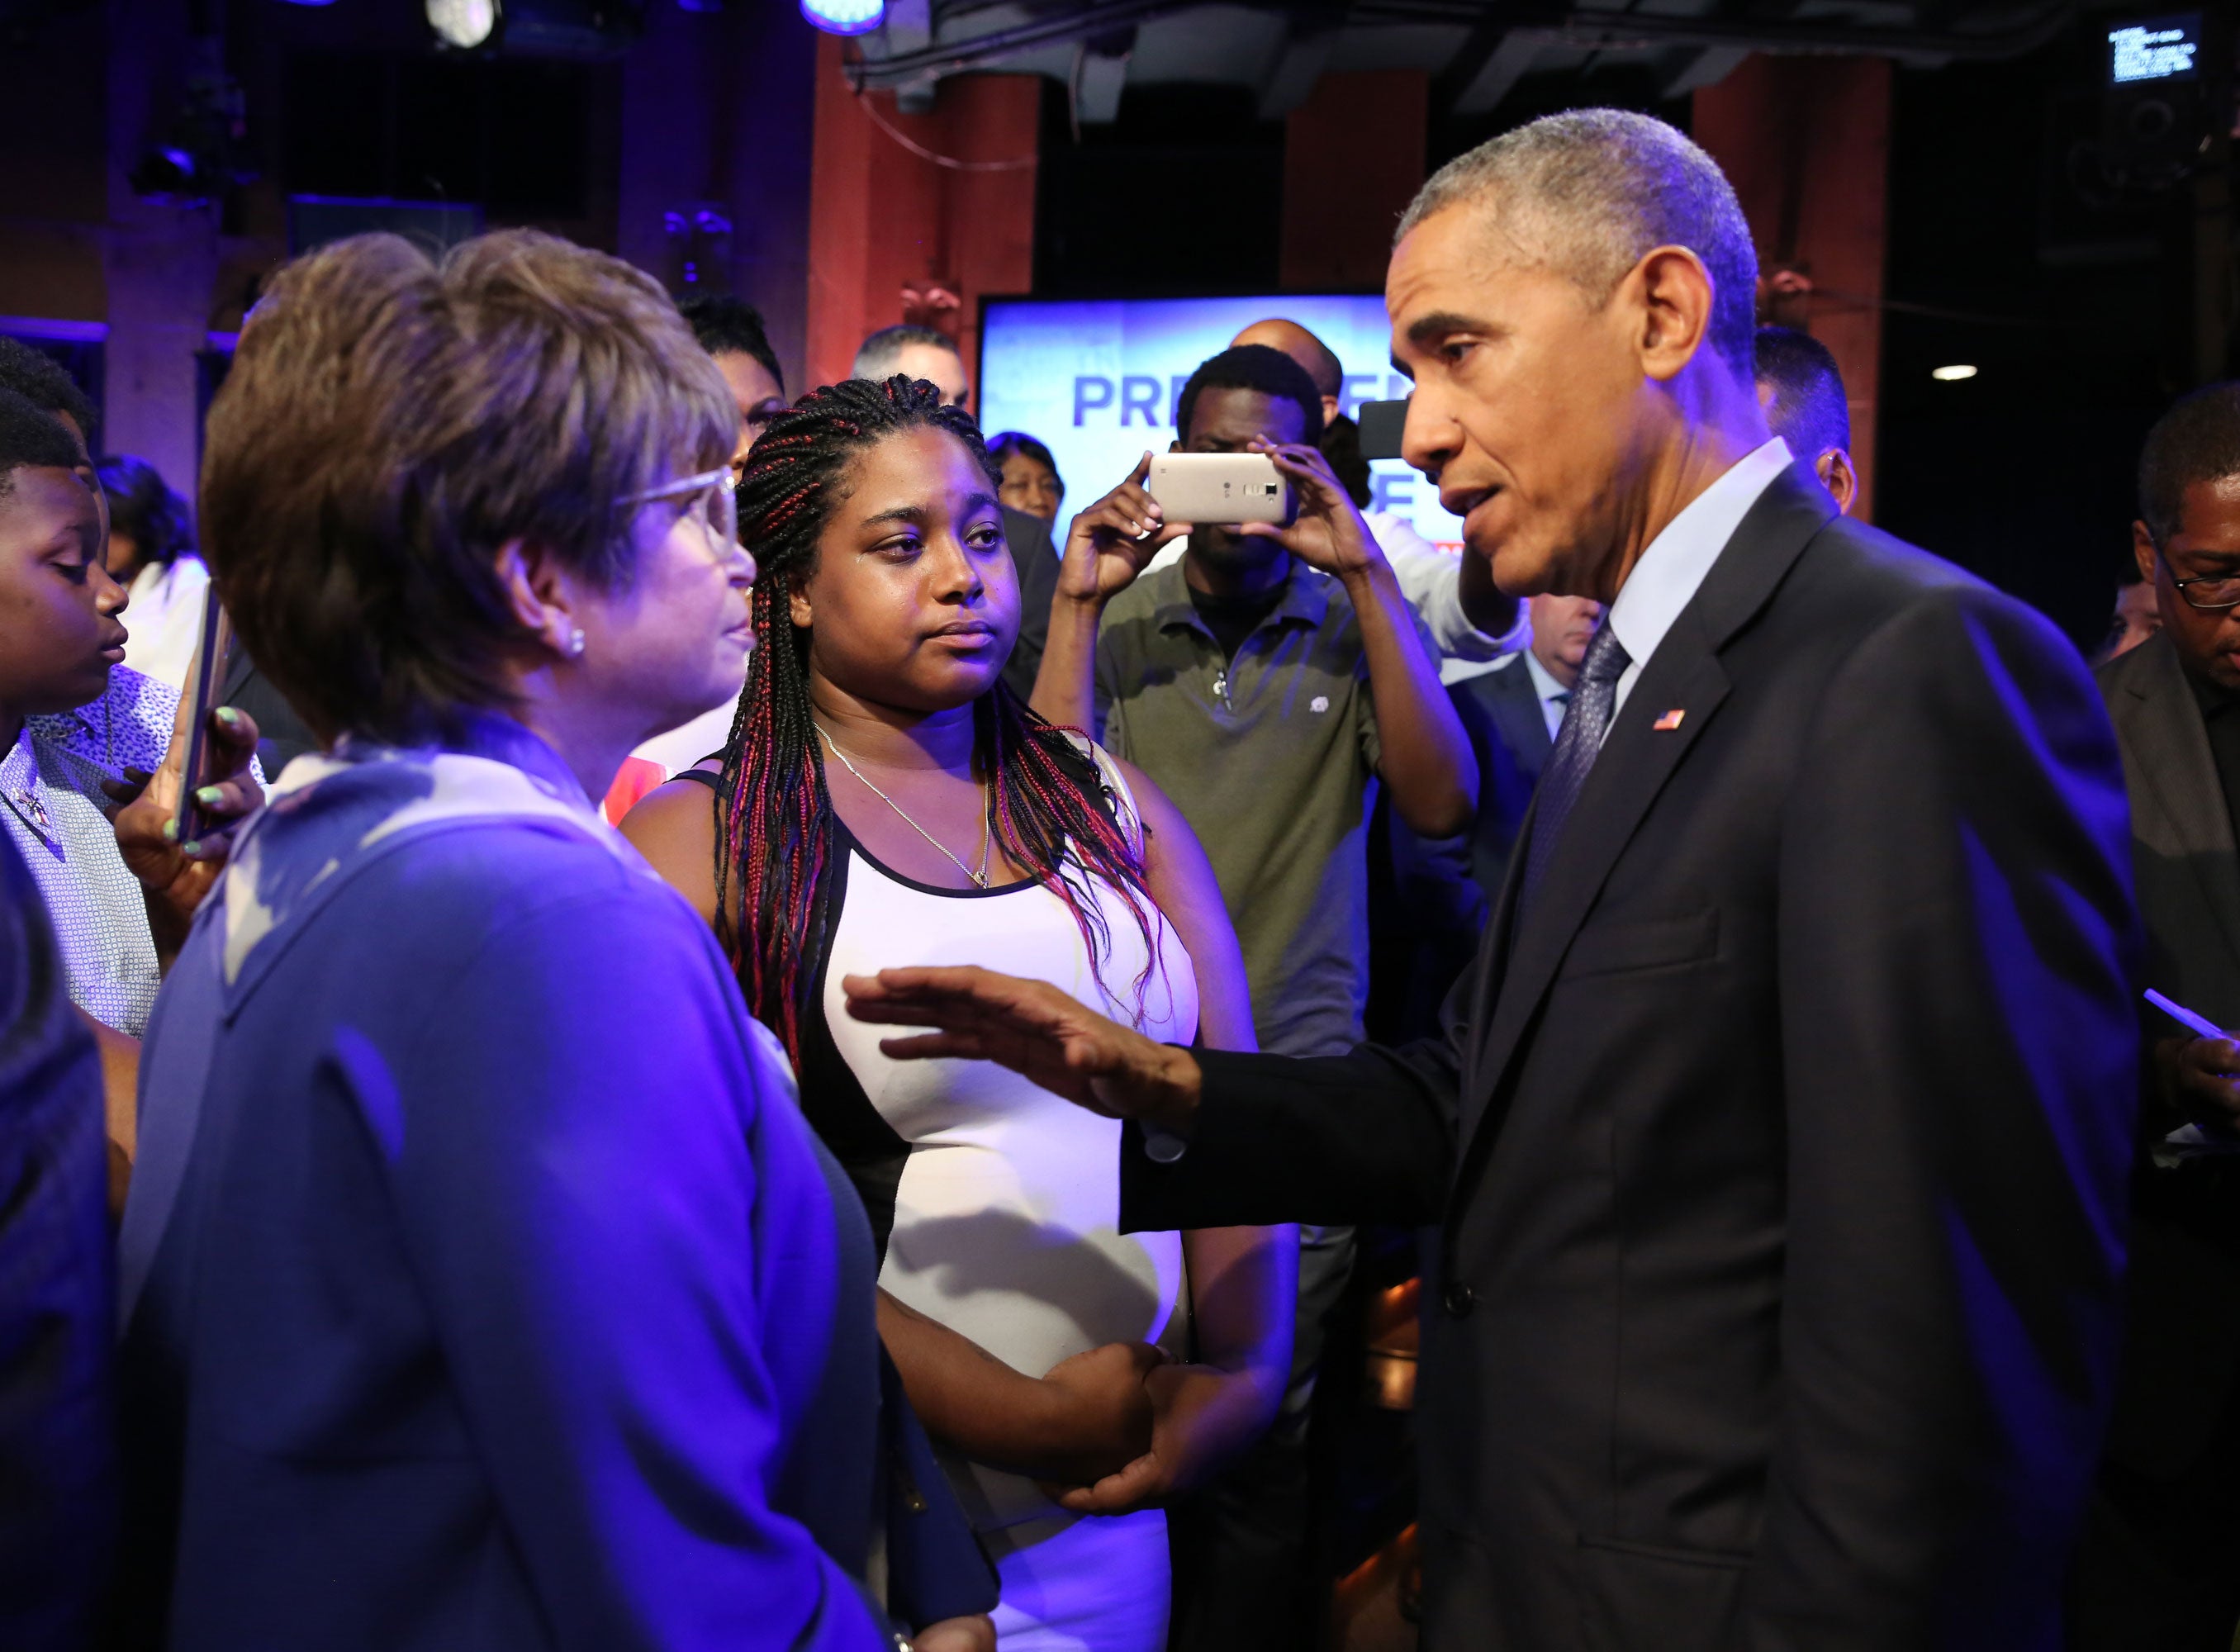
[1604, 437, 1793, 720]
[1520, 649, 1572, 741]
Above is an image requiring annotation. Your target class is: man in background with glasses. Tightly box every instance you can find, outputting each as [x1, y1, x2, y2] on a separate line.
[2077, 379, 2240, 1652]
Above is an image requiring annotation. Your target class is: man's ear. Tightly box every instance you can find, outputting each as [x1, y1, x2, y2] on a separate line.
[1631, 245, 1716, 384]
[1169, 439, 1184, 454]
[491, 538, 581, 657]
[2132, 520, 2158, 586]
[1816, 449, 1859, 516]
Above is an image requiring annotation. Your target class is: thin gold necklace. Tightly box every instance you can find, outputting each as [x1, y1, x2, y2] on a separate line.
[816, 725, 994, 889]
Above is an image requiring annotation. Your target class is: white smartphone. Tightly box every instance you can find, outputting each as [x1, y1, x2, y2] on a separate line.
[1146, 452, 1296, 526]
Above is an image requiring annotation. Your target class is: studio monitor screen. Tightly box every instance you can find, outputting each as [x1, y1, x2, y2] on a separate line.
[976, 294, 1466, 548]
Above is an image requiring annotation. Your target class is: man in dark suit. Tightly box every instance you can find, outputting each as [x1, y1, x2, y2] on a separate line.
[1372, 594, 1602, 1041]
[845, 107, 2140, 1652]
[2072, 382, 2240, 1652]
[1448, 592, 1602, 904]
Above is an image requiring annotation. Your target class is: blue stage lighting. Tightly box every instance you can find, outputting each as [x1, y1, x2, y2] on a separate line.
[800, 0, 881, 36]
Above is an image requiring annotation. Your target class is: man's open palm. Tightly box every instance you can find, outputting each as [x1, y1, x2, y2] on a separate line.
[841, 966, 1200, 1132]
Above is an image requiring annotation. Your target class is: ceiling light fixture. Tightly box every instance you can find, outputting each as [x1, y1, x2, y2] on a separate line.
[801, 0, 881, 36]
[427, 0, 501, 50]
[1930, 363, 1979, 382]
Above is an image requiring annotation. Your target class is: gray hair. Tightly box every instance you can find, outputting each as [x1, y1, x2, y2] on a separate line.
[852, 323, 961, 381]
[1397, 109, 1758, 380]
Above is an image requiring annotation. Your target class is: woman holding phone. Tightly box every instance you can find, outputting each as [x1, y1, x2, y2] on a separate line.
[623, 375, 1296, 1652]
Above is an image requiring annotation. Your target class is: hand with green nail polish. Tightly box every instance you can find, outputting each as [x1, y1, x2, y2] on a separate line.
[115, 695, 268, 962]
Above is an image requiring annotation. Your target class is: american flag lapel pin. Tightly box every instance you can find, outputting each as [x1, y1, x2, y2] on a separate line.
[1652, 708, 1686, 732]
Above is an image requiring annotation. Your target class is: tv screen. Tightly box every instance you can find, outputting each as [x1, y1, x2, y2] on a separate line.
[976, 294, 1466, 548]
[2107, 14, 2199, 83]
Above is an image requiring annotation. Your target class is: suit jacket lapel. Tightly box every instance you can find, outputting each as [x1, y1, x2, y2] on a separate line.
[1455, 627, 1730, 1151]
[2110, 636, 2240, 971]
[1455, 465, 1835, 1164]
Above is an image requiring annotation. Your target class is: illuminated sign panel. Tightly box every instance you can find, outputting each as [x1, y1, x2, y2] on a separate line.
[2108, 15, 2200, 83]
[978, 294, 1467, 546]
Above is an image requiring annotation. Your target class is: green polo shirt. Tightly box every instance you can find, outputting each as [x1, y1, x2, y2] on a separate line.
[1096, 559, 1430, 1057]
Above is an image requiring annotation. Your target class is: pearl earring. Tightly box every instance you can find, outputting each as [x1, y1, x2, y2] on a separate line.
[567, 626, 586, 658]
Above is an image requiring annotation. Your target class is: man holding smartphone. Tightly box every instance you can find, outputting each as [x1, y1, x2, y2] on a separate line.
[1231, 316, 1528, 677]
[1029, 342, 1478, 1652]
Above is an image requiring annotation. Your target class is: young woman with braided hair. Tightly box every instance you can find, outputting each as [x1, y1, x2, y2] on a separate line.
[624, 377, 1296, 1652]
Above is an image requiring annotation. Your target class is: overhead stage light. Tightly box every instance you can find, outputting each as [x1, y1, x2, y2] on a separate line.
[801, 0, 881, 36]
[1931, 363, 1979, 382]
[428, 0, 501, 50]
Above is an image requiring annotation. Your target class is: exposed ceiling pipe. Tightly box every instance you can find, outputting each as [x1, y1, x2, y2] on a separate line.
[847, 0, 1204, 88]
[859, 0, 2079, 91]
[1355, 0, 2079, 61]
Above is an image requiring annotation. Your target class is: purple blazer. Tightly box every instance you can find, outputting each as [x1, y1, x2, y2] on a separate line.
[115, 723, 891, 1651]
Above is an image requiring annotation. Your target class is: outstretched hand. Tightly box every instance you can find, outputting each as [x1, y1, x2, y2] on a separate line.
[1237, 439, 1384, 580]
[1056, 452, 1189, 609]
[842, 966, 1202, 1136]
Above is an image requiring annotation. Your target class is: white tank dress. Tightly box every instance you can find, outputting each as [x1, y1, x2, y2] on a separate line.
[801, 747, 1200, 1652]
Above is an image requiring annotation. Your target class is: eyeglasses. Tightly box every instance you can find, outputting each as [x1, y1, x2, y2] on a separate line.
[622, 467, 738, 556]
[2160, 554, 2240, 611]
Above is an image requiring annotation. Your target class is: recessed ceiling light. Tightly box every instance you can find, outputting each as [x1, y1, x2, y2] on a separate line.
[427, 0, 499, 49]
[1931, 363, 1979, 382]
[801, 0, 882, 34]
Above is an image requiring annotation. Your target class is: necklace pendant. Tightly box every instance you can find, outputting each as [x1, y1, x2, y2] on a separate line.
[819, 724, 998, 891]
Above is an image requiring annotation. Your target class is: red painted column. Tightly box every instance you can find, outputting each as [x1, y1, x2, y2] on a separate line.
[1694, 55, 1892, 520]
[1280, 69, 1428, 293]
[806, 37, 1039, 402]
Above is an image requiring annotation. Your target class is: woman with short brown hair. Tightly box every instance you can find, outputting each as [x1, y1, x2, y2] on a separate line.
[114, 230, 986, 1652]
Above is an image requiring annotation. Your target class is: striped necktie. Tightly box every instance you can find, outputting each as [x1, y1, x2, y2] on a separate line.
[1520, 624, 1631, 908]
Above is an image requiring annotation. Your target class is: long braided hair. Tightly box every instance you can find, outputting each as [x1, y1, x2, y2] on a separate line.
[715, 375, 1166, 1065]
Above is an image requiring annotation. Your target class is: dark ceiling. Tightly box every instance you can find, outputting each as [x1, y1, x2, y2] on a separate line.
[850, 0, 2085, 121]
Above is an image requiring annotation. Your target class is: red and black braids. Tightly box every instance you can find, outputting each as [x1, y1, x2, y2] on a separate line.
[714, 374, 1168, 1066]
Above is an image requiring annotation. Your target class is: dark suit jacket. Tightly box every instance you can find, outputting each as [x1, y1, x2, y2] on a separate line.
[1122, 465, 2141, 1652]
[2094, 632, 2240, 1479]
[1451, 655, 1556, 904]
[999, 506, 1061, 706]
[1370, 665, 1551, 1042]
